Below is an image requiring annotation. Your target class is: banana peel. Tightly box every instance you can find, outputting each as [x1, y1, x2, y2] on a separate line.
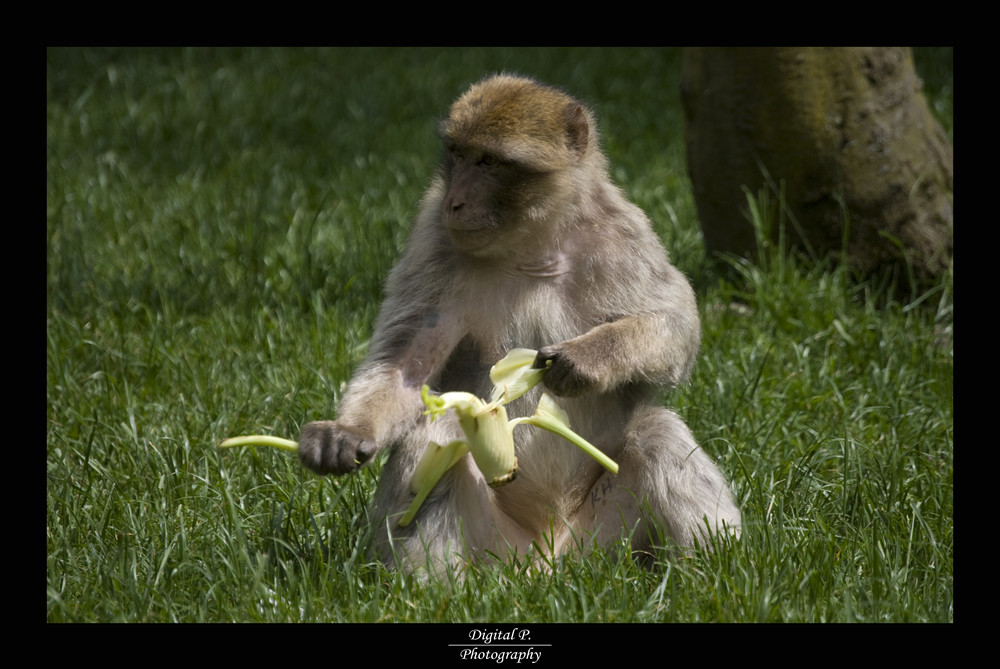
[219, 348, 619, 528]
[400, 349, 617, 526]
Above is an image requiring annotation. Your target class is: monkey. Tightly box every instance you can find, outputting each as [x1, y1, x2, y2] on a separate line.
[298, 74, 741, 574]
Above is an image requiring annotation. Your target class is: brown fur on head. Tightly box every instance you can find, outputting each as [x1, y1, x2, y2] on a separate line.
[440, 74, 594, 171]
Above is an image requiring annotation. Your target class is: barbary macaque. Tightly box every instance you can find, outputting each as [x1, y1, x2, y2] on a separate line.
[299, 74, 740, 573]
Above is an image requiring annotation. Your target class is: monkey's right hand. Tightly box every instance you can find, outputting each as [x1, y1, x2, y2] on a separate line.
[298, 420, 377, 475]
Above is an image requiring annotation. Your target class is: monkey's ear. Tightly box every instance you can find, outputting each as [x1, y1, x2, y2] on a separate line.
[564, 104, 590, 159]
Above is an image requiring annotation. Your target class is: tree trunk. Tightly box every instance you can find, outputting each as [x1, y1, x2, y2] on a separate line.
[681, 47, 952, 291]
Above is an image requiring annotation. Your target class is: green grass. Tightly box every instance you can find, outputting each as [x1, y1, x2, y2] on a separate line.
[47, 47, 953, 623]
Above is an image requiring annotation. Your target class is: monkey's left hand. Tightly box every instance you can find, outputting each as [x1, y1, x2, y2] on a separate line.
[534, 344, 598, 397]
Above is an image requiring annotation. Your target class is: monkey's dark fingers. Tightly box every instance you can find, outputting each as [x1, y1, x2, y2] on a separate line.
[534, 346, 590, 397]
[298, 421, 375, 475]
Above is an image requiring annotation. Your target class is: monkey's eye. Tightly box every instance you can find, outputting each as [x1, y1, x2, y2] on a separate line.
[477, 153, 499, 167]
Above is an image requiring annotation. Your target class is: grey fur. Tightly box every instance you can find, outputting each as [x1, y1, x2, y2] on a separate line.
[298, 75, 740, 574]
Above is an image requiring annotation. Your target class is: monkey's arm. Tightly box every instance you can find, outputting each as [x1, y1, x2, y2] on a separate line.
[299, 306, 465, 476]
[536, 257, 701, 397]
[535, 313, 697, 397]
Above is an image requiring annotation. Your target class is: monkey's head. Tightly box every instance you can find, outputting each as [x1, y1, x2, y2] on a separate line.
[437, 74, 599, 257]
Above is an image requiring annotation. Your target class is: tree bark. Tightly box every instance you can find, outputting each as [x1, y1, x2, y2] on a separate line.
[681, 47, 952, 291]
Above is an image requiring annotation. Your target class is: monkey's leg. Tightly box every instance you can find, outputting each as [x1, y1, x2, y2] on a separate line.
[575, 406, 741, 557]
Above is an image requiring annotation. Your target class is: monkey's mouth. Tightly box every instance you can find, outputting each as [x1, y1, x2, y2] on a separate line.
[443, 210, 494, 231]
[447, 220, 490, 232]
[448, 229, 492, 253]
[445, 220, 498, 252]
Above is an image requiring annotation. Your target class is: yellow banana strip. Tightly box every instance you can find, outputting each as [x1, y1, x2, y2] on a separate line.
[219, 435, 299, 452]
[510, 393, 619, 475]
[400, 439, 470, 527]
[489, 348, 550, 404]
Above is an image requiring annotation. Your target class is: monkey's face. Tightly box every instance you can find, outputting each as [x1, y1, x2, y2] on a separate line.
[440, 145, 504, 252]
[440, 143, 566, 257]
